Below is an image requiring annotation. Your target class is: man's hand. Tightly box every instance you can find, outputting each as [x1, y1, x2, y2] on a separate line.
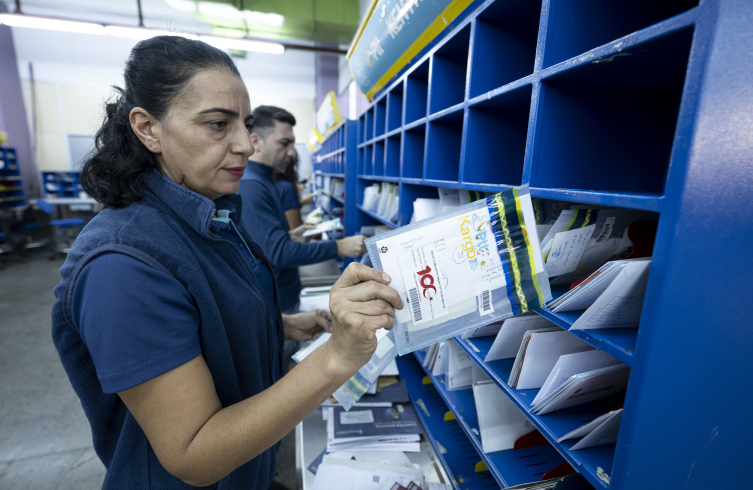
[328, 263, 404, 374]
[283, 310, 332, 341]
[336, 235, 367, 258]
[289, 224, 315, 243]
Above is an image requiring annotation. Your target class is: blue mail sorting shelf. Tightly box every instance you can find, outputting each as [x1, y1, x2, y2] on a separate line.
[0, 148, 26, 207]
[311, 120, 358, 269]
[341, 0, 753, 488]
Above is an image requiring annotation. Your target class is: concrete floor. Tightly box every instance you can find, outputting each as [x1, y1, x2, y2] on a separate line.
[0, 252, 296, 489]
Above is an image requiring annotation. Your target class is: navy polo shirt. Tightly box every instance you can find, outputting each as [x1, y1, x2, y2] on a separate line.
[275, 179, 300, 212]
[51, 171, 284, 489]
[71, 203, 279, 393]
[239, 160, 338, 311]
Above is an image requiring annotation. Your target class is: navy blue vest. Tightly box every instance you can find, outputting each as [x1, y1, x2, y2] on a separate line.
[51, 171, 284, 489]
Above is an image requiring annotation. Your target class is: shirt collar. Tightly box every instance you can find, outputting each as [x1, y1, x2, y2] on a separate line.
[143, 169, 238, 237]
[245, 159, 275, 181]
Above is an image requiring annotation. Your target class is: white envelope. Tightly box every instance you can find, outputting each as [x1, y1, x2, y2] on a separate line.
[485, 315, 556, 362]
[515, 331, 593, 390]
[473, 381, 535, 453]
[570, 409, 623, 450]
[570, 260, 651, 330]
[446, 342, 473, 390]
[431, 341, 450, 376]
[532, 350, 622, 406]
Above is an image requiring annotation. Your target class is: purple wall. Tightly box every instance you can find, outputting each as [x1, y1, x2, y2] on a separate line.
[315, 53, 339, 110]
[0, 5, 37, 198]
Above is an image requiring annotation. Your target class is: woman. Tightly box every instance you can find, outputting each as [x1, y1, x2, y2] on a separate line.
[274, 149, 314, 230]
[51, 36, 402, 489]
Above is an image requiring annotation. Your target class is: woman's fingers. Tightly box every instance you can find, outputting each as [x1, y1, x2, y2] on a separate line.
[341, 281, 404, 310]
[334, 262, 393, 290]
[348, 298, 397, 318]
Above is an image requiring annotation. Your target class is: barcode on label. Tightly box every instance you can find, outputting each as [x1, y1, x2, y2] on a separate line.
[408, 288, 422, 321]
[477, 286, 494, 315]
[595, 224, 611, 243]
[480, 290, 491, 312]
[595, 217, 616, 243]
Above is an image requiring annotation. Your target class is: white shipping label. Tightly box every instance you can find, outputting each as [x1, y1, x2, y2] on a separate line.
[476, 283, 494, 316]
[373, 207, 508, 324]
[398, 243, 449, 325]
[546, 224, 596, 277]
[340, 410, 374, 425]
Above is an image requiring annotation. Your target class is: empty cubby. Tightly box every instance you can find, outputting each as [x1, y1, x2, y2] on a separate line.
[544, 0, 698, 68]
[373, 140, 385, 176]
[357, 147, 364, 174]
[362, 144, 373, 176]
[402, 125, 426, 179]
[405, 59, 429, 124]
[469, 0, 541, 98]
[387, 84, 404, 132]
[426, 110, 464, 182]
[364, 109, 374, 142]
[385, 135, 401, 178]
[375, 98, 387, 137]
[429, 24, 471, 114]
[533, 28, 693, 194]
[464, 85, 531, 185]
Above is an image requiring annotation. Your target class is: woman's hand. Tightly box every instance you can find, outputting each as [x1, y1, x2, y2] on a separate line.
[283, 310, 332, 341]
[327, 263, 405, 375]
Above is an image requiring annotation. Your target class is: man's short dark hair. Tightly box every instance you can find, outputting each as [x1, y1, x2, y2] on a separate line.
[250, 105, 296, 138]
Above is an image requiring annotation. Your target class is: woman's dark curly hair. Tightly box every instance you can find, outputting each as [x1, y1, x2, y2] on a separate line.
[80, 36, 241, 208]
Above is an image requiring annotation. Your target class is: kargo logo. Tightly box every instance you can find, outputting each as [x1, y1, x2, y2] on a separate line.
[416, 265, 436, 300]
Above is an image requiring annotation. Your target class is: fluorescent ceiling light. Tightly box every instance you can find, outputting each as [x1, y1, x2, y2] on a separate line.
[201, 35, 284, 54]
[0, 13, 106, 35]
[105, 25, 199, 41]
[197, 2, 243, 21]
[243, 11, 284, 28]
[164, 0, 197, 13]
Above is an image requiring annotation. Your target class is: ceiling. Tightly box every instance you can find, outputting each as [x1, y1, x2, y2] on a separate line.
[2, 0, 361, 45]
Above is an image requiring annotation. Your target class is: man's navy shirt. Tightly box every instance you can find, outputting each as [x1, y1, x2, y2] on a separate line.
[275, 179, 300, 212]
[238, 160, 337, 311]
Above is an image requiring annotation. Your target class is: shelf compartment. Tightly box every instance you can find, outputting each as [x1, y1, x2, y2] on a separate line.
[405, 59, 430, 124]
[362, 144, 373, 176]
[455, 337, 622, 490]
[533, 27, 693, 195]
[364, 109, 374, 142]
[534, 290, 637, 366]
[463, 85, 531, 185]
[373, 140, 385, 176]
[385, 134, 401, 178]
[398, 183, 441, 227]
[426, 110, 464, 182]
[413, 350, 568, 488]
[387, 84, 404, 132]
[430, 24, 471, 114]
[375, 98, 387, 137]
[357, 205, 398, 229]
[543, 0, 698, 68]
[402, 124, 426, 179]
[397, 355, 496, 490]
[469, 0, 541, 97]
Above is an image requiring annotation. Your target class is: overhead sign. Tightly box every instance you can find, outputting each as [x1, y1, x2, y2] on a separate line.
[347, 0, 474, 99]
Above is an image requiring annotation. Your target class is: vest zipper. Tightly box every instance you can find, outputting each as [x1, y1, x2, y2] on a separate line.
[205, 220, 280, 384]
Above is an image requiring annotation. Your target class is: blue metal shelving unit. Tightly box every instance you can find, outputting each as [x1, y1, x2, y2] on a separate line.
[312, 121, 358, 238]
[335, 0, 753, 487]
[0, 148, 26, 207]
[413, 350, 567, 489]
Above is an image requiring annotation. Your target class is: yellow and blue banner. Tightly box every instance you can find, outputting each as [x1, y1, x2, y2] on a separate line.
[347, 0, 475, 100]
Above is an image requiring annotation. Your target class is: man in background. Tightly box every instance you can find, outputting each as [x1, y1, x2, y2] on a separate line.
[239, 105, 366, 314]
